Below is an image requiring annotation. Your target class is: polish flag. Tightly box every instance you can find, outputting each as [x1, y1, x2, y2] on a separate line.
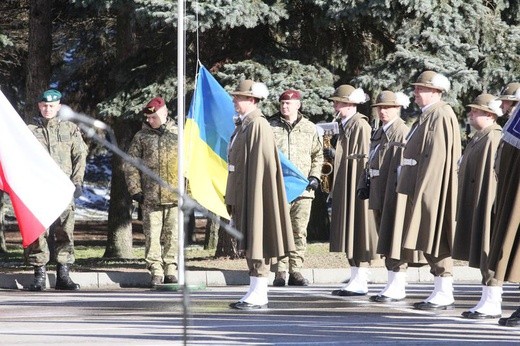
[0, 90, 74, 247]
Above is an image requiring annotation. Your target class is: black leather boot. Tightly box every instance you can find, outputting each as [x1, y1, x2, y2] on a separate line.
[55, 264, 80, 290]
[29, 265, 46, 291]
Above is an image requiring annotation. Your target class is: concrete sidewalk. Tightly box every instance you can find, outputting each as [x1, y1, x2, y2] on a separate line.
[0, 265, 483, 290]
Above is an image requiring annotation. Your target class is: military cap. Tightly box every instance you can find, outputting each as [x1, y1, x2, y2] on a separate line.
[143, 97, 165, 114]
[39, 89, 62, 102]
[230, 80, 269, 100]
[467, 93, 503, 117]
[498, 82, 520, 101]
[279, 89, 301, 101]
[371, 90, 410, 109]
[411, 70, 451, 92]
[328, 84, 369, 104]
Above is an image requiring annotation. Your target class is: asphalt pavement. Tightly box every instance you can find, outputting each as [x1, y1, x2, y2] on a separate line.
[1, 283, 520, 345]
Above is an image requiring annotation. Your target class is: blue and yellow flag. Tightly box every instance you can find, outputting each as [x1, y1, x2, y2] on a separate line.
[185, 65, 308, 218]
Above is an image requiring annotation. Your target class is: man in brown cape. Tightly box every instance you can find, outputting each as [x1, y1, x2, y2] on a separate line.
[328, 85, 379, 297]
[394, 71, 461, 310]
[453, 94, 503, 319]
[364, 90, 422, 303]
[489, 103, 520, 328]
[225, 80, 295, 310]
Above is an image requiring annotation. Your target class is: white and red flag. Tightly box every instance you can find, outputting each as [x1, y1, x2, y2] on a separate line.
[0, 90, 74, 247]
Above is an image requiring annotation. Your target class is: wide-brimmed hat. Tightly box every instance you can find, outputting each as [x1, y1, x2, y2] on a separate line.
[328, 84, 369, 104]
[467, 93, 503, 117]
[230, 80, 269, 100]
[411, 70, 451, 92]
[371, 91, 410, 109]
[498, 82, 520, 101]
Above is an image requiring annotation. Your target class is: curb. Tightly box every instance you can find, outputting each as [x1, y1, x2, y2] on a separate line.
[0, 266, 482, 289]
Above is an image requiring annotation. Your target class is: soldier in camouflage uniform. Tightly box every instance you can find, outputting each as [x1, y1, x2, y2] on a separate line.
[124, 97, 179, 287]
[269, 89, 323, 286]
[26, 89, 87, 291]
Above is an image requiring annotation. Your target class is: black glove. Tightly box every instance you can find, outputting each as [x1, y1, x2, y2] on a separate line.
[73, 185, 83, 198]
[324, 147, 336, 160]
[356, 187, 370, 200]
[306, 176, 320, 191]
[131, 192, 144, 204]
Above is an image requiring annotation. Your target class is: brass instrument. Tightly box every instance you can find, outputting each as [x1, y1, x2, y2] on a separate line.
[320, 129, 335, 193]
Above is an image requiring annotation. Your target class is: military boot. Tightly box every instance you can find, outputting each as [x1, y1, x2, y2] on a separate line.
[29, 265, 47, 291]
[55, 264, 80, 290]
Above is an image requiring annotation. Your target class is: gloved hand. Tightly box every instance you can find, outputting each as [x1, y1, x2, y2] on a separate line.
[131, 192, 144, 204]
[323, 147, 336, 160]
[356, 187, 370, 200]
[306, 176, 320, 191]
[73, 185, 83, 198]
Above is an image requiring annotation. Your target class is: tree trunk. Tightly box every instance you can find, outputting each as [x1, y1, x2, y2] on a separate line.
[25, 0, 53, 122]
[203, 214, 219, 250]
[103, 119, 135, 258]
[214, 219, 241, 259]
[103, 1, 137, 258]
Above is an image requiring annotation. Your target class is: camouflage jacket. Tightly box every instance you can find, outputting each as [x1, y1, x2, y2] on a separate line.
[124, 118, 178, 206]
[269, 112, 323, 198]
[28, 116, 87, 186]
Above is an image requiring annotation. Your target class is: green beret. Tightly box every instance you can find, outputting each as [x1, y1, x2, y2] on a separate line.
[39, 89, 62, 102]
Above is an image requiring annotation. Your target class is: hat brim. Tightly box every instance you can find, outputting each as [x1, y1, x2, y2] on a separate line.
[230, 91, 263, 99]
[467, 104, 499, 116]
[372, 102, 401, 107]
[498, 95, 519, 101]
[410, 82, 445, 91]
[328, 96, 363, 104]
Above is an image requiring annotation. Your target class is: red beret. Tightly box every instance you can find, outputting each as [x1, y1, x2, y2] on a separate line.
[143, 97, 165, 114]
[279, 89, 301, 101]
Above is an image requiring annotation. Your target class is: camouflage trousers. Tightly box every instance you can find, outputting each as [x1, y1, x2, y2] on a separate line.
[25, 203, 75, 266]
[142, 204, 178, 277]
[275, 197, 312, 273]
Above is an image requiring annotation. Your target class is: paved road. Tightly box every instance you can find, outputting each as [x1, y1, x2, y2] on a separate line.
[1, 283, 519, 345]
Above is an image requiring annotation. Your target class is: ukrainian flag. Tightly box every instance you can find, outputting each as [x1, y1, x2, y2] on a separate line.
[185, 65, 234, 218]
[185, 65, 308, 218]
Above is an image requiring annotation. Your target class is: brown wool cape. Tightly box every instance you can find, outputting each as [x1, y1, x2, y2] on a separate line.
[395, 101, 462, 257]
[329, 112, 378, 263]
[488, 141, 520, 283]
[452, 123, 502, 268]
[225, 109, 295, 261]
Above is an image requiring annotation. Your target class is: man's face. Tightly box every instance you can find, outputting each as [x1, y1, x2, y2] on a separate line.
[279, 99, 301, 119]
[232, 95, 254, 115]
[468, 107, 493, 131]
[145, 105, 168, 129]
[414, 85, 438, 108]
[377, 105, 400, 124]
[501, 100, 516, 116]
[38, 101, 61, 119]
[333, 101, 356, 117]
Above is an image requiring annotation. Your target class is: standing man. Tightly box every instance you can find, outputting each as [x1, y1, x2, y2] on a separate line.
[488, 105, 520, 328]
[453, 93, 503, 319]
[364, 90, 424, 303]
[496, 82, 519, 127]
[269, 89, 323, 287]
[226, 80, 295, 310]
[328, 85, 379, 297]
[395, 71, 461, 310]
[124, 96, 179, 287]
[26, 89, 87, 291]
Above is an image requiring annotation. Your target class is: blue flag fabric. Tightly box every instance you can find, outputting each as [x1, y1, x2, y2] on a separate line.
[185, 65, 308, 218]
[503, 106, 520, 149]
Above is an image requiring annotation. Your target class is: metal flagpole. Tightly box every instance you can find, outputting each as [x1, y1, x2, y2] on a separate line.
[177, 0, 186, 286]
